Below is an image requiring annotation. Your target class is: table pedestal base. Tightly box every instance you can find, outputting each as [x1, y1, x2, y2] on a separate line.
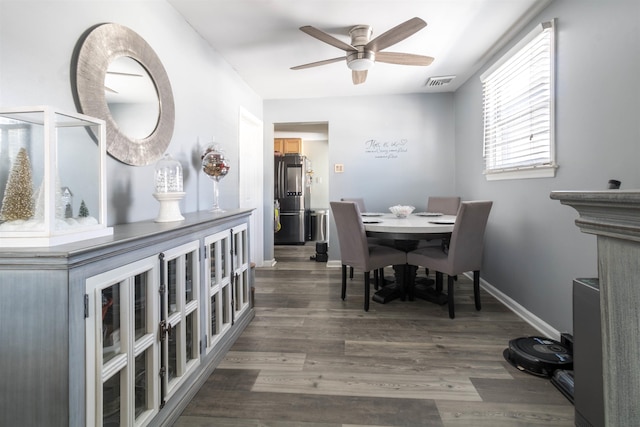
[365, 232, 454, 308]
[372, 285, 399, 304]
[373, 272, 449, 305]
[373, 263, 413, 304]
[414, 281, 448, 305]
[373, 264, 448, 304]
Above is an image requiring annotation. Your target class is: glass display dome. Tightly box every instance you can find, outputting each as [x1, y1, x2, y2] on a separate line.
[153, 153, 185, 222]
[154, 153, 183, 193]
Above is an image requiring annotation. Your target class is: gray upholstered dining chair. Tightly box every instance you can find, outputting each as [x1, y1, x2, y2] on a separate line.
[407, 200, 493, 319]
[340, 197, 387, 285]
[427, 196, 461, 215]
[330, 201, 407, 311]
[340, 197, 366, 212]
[420, 196, 462, 275]
[423, 196, 461, 250]
[341, 198, 368, 278]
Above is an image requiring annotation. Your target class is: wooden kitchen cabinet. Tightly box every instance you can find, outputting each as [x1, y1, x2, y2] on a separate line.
[274, 138, 302, 154]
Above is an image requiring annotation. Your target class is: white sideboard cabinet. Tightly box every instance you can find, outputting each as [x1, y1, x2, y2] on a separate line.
[0, 209, 254, 427]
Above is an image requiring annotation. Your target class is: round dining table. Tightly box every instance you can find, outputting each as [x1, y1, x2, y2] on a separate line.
[362, 211, 456, 304]
[363, 212, 455, 237]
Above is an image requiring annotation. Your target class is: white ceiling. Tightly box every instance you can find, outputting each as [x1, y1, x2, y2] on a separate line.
[168, 0, 551, 100]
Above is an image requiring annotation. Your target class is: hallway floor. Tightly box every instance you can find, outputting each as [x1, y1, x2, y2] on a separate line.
[174, 244, 574, 426]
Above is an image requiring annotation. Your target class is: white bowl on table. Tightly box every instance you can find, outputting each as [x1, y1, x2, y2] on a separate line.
[389, 205, 415, 218]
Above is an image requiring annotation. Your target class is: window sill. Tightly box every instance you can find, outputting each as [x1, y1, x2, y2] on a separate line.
[485, 165, 557, 181]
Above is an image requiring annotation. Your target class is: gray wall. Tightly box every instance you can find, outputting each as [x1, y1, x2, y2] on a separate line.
[0, 0, 262, 225]
[454, 0, 640, 331]
[3, 0, 639, 334]
[264, 93, 456, 262]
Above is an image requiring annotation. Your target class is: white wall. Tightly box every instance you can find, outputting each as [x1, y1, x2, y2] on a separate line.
[303, 139, 329, 210]
[265, 93, 456, 262]
[0, 0, 262, 225]
[454, 0, 640, 331]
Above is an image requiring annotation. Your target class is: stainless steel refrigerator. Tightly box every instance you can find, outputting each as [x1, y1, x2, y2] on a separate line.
[274, 154, 310, 244]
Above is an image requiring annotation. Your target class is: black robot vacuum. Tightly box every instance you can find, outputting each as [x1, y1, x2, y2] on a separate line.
[503, 336, 573, 378]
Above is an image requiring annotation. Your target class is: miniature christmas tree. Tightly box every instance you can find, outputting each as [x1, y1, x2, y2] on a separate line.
[0, 148, 34, 221]
[79, 200, 89, 217]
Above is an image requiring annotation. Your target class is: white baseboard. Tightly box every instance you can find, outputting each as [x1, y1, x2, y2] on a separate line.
[468, 272, 561, 340]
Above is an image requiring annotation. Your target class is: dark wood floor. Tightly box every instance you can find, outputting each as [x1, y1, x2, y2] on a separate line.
[174, 244, 574, 426]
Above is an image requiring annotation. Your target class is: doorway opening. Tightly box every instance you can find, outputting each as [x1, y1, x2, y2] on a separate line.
[273, 122, 329, 252]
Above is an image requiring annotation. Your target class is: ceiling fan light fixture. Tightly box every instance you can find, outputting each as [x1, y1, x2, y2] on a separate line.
[347, 58, 374, 71]
[347, 51, 375, 71]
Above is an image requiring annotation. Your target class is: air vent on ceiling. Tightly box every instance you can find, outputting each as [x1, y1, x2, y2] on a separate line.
[426, 75, 456, 87]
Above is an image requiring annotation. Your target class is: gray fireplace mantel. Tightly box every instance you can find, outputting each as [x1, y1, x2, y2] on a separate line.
[551, 190, 640, 426]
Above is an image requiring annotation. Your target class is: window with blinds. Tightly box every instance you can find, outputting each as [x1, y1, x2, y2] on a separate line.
[481, 19, 556, 180]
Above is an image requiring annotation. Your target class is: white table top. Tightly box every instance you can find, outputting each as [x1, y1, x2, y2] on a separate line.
[362, 212, 456, 237]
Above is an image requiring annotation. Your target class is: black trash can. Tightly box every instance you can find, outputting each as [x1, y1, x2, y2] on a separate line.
[311, 241, 328, 262]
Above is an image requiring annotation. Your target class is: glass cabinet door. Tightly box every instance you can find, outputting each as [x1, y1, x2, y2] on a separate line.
[204, 230, 232, 352]
[232, 224, 250, 314]
[82, 220, 251, 426]
[160, 241, 200, 401]
[85, 255, 160, 427]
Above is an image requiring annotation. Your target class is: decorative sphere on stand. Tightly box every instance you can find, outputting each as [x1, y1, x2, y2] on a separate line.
[201, 144, 230, 212]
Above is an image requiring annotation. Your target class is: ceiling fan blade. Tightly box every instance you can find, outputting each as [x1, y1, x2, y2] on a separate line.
[352, 70, 367, 85]
[300, 26, 357, 52]
[291, 56, 345, 70]
[365, 17, 427, 52]
[375, 52, 434, 66]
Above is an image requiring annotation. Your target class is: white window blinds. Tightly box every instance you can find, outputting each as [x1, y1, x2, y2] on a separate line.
[481, 20, 555, 180]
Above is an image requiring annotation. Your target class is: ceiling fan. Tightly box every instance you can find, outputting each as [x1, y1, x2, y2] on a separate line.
[291, 17, 434, 85]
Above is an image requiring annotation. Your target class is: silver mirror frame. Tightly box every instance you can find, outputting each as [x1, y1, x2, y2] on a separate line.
[72, 23, 175, 166]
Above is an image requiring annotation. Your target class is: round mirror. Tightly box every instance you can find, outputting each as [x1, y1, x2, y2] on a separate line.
[72, 23, 175, 166]
[105, 57, 160, 139]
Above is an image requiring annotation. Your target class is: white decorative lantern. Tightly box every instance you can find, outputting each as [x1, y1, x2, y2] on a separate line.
[0, 106, 112, 247]
[153, 153, 185, 222]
